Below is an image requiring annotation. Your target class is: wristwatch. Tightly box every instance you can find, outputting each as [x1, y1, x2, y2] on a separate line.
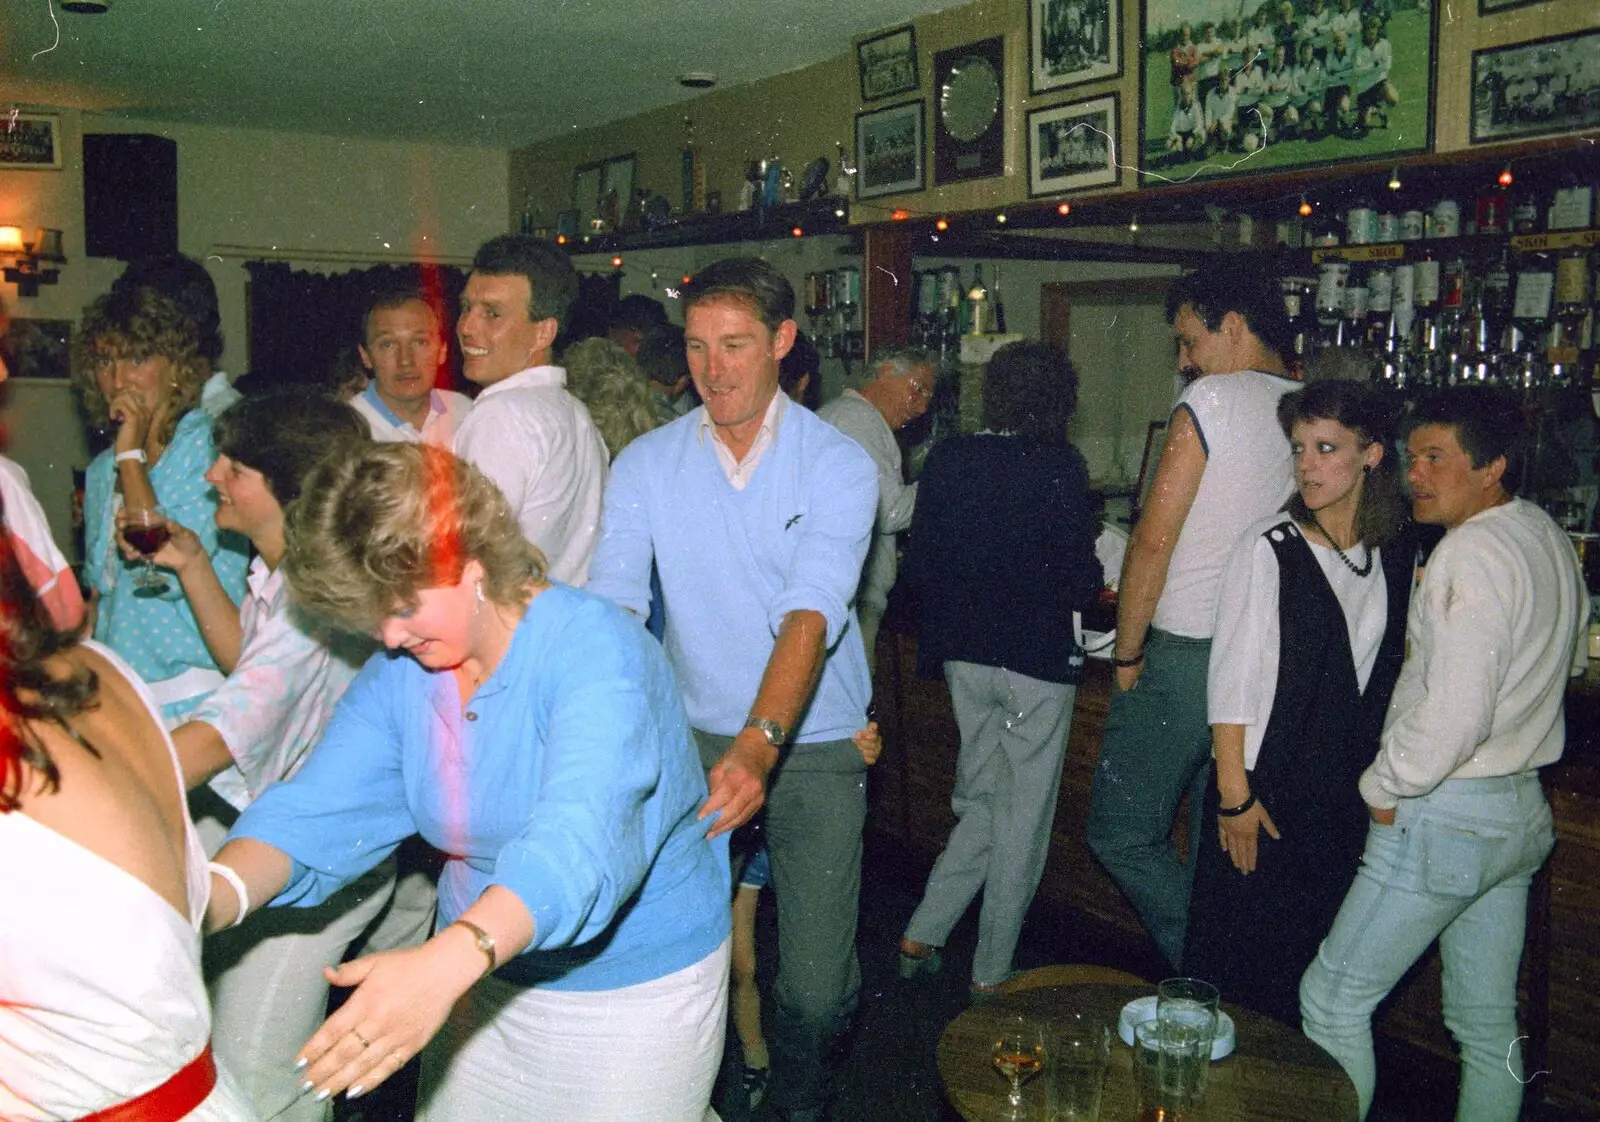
[451, 918, 497, 974]
[742, 716, 787, 749]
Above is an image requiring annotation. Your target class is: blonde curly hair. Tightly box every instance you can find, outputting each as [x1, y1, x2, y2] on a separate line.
[72, 287, 210, 446]
[562, 337, 662, 460]
[283, 443, 546, 634]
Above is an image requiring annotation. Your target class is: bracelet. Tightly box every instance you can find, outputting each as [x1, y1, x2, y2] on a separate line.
[1110, 650, 1146, 668]
[1216, 793, 1258, 818]
[208, 861, 250, 929]
[114, 448, 147, 465]
[450, 918, 497, 975]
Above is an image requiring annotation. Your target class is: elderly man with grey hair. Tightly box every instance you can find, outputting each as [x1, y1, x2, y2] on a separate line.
[817, 345, 935, 668]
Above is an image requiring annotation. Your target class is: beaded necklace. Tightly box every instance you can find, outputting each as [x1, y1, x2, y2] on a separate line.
[1304, 510, 1373, 577]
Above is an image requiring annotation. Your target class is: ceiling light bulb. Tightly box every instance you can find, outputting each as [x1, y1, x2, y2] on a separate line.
[1387, 167, 1402, 191]
[611, 255, 624, 269]
[935, 218, 949, 232]
[1498, 164, 1513, 187]
[996, 212, 1008, 224]
[1057, 202, 1071, 216]
[1298, 196, 1313, 218]
[791, 226, 804, 238]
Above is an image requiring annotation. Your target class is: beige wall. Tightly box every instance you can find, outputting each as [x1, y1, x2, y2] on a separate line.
[1, 109, 509, 559]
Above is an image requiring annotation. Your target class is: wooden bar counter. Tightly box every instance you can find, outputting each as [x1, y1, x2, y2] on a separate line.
[866, 609, 1600, 1116]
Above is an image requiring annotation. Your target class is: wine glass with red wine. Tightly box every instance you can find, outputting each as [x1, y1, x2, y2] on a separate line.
[991, 1012, 1045, 1119]
[123, 506, 172, 597]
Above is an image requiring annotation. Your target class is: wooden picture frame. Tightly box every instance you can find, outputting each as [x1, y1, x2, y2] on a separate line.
[1031, 0, 1121, 93]
[571, 154, 636, 234]
[1029, 94, 1121, 197]
[858, 25, 920, 102]
[1470, 28, 1600, 144]
[0, 113, 62, 169]
[856, 101, 926, 200]
[1138, 0, 1436, 184]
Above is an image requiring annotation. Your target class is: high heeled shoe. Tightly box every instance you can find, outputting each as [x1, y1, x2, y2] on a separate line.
[897, 937, 942, 980]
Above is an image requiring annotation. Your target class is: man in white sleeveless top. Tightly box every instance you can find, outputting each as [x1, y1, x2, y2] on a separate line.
[1086, 256, 1301, 969]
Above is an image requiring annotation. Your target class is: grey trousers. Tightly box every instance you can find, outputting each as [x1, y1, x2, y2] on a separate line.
[695, 729, 866, 1113]
[1084, 628, 1213, 969]
[903, 662, 1076, 987]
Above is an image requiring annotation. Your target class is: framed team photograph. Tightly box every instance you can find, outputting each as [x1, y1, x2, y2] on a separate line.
[856, 100, 925, 200]
[1031, 0, 1121, 92]
[0, 113, 61, 169]
[858, 25, 920, 102]
[1470, 28, 1600, 143]
[1139, 0, 1435, 183]
[1029, 94, 1120, 196]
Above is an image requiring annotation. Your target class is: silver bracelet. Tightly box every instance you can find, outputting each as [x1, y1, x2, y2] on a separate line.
[208, 861, 251, 929]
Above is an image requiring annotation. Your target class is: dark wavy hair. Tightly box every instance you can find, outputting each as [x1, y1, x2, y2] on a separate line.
[1278, 379, 1404, 547]
[0, 498, 98, 812]
[982, 340, 1078, 445]
[213, 390, 370, 508]
[1406, 386, 1526, 496]
[1166, 252, 1294, 364]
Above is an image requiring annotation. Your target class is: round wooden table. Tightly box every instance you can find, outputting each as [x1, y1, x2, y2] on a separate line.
[937, 982, 1358, 1121]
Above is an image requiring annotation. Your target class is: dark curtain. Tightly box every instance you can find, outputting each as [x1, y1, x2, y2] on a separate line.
[244, 261, 469, 394]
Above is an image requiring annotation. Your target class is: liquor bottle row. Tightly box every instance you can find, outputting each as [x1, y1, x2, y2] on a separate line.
[907, 265, 1008, 359]
[803, 267, 863, 361]
[1287, 235, 1598, 393]
[1299, 176, 1596, 248]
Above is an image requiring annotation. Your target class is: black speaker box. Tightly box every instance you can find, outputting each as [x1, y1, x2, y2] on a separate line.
[83, 133, 179, 260]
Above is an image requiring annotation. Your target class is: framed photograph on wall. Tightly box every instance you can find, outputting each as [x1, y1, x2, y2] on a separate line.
[1029, 94, 1120, 196]
[1470, 28, 1600, 143]
[0, 318, 72, 380]
[856, 100, 925, 200]
[858, 25, 920, 102]
[934, 36, 1006, 184]
[1139, 0, 1435, 183]
[1031, 0, 1121, 92]
[0, 113, 61, 169]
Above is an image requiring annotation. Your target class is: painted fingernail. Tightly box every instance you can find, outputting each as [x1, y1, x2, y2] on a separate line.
[294, 1057, 308, 1071]
[299, 1080, 314, 1094]
[314, 1088, 331, 1103]
[348, 1086, 365, 1099]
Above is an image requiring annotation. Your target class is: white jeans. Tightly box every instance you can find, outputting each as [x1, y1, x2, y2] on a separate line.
[196, 805, 395, 1122]
[1299, 774, 1555, 1121]
[904, 662, 1075, 986]
[417, 939, 730, 1122]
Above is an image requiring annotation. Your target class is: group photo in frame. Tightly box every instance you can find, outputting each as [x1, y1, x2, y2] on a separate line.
[1140, 0, 1435, 183]
[0, 112, 61, 169]
[1471, 28, 1600, 144]
[1029, 94, 1121, 196]
[858, 25, 920, 102]
[1031, 0, 1121, 92]
[856, 100, 926, 200]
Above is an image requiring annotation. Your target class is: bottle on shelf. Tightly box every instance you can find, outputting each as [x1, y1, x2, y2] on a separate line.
[964, 264, 989, 336]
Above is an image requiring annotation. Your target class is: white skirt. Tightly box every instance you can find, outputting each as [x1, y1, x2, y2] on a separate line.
[417, 939, 729, 1122]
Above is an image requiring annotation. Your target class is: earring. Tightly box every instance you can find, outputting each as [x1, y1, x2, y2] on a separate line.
[475, 580, 485, 604]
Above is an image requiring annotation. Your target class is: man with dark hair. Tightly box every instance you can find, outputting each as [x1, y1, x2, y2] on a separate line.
[636, 323, 695, 423]
[1086, 252, 1301, 969]
[608, 292, 669, 357]
[588, 256, 877, 1122]
[453, 234, 608, 585]
[350, 284, 471, 447]
[817, 344, 934, 668]
[1302, 387, 1587, 1121]
[113, 253, 238, 418]
[778, 330, 823, 412]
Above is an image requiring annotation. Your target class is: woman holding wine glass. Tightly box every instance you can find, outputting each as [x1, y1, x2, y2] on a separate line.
[207, 442, 730, 1121]
[73, 286, 249, 723]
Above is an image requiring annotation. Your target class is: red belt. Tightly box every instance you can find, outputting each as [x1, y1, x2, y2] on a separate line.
[77, 1044, 217, 1122]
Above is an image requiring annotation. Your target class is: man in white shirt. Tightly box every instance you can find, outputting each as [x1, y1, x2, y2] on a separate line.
[1086, 255, 1300, 969]
[349, 284, 472, 447]
[452, 235, 609, 586]
[817, 345, 934, 669]
[1301, 388, 1588, 1122]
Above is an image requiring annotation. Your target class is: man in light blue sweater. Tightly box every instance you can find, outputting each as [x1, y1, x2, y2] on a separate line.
[588, 257, 877, 1122]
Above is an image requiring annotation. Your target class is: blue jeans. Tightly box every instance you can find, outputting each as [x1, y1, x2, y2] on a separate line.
[1299, 773, 1555, 1122]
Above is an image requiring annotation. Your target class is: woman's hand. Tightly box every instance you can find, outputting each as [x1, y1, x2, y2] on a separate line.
[108, 389, 158, 455]
[1218, 798, 1280, 875]
[296, 935, 486, 1102]
[115, 508, 203, 573]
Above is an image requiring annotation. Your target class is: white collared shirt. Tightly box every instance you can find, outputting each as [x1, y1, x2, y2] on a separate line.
[697, 390, 786, 490]
[350, 385, 473, 448]
[453, 365, 610, 585]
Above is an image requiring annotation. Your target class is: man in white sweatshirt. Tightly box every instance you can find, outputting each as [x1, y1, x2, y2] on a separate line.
[1300, 387, 1589, 1122]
